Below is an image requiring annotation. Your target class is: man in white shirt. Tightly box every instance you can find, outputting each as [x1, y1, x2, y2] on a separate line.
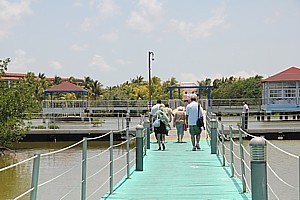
[151, 99, 162, 116]
[186, 97, 203, 151]
[243, 102, 249, 113]
[242, 102, 249, 129]
[190, 91, 197, 100]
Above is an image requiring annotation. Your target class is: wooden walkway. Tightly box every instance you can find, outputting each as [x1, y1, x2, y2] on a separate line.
[102, 130, 251, 199]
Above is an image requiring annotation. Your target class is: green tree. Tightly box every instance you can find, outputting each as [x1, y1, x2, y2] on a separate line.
[54, 75, 62, 85]
[0, 59, 36, 147]
[211, 75, 262, 99]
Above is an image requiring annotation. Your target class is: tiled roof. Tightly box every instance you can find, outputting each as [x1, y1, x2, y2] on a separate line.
[1, 72, 84, 83]
[45, 81, 87, 92]
[261, 66, 300, 83]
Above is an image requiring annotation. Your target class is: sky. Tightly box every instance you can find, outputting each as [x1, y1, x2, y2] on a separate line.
[0, 0, 299, 87]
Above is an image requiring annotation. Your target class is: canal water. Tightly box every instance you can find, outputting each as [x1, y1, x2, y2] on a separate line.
[0, 141, 136, 200]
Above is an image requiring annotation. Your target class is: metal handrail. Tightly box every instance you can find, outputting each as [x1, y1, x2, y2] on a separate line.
[1, 113, 147, 200]
[212, 111, 300, 199]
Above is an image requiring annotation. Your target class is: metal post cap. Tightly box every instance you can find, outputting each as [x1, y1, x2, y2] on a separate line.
[136, 124, 144, 138]
[136, 124, 144, 130]
[249, 137, 266, 146]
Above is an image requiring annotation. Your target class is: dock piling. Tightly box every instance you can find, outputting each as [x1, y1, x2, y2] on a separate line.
[210, 114, 217, 154]
[250, 137, 268, 200]
[136, 125, 144, 171]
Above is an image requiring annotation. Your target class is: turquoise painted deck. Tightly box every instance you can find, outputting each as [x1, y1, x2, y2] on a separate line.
[102, 133, 251, 199]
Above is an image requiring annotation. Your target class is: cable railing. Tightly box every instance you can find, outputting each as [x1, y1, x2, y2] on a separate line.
[0, 114, 149, 200]
[206, 111, 300, 199]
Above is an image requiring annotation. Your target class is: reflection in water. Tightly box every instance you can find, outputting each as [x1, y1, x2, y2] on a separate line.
[0, 141, 135, 200]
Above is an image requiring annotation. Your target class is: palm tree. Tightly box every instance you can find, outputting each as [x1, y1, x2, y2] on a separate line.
[83, 76, 93, 90]
[54, 75, 62, 85]
[91, 80, 103, 100]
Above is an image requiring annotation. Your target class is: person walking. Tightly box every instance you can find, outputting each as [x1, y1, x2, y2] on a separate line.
[186, 97, 203, 151]
[150, 99, 162, 140]
[173, 106, 186, 143]
[190, 91, 197, 101]
[153, 104, 170, 150]
[182, 91, 190, 107]
[164, 103, 174, 135]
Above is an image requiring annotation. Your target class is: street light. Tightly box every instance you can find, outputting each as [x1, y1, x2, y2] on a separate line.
[148, 51, 155, 111]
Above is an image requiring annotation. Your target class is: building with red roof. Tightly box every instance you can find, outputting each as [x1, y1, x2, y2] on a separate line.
[1, 72, 84, 83]
[261, 66, 300, 112]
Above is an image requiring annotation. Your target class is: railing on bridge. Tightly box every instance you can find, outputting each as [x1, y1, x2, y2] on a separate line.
[206, 112, 300, 199]
[42, 99, 182, 114]
[0, 116, 148, 200]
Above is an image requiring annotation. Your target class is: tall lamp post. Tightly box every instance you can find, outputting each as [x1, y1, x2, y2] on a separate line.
[148, 51, 155, 111]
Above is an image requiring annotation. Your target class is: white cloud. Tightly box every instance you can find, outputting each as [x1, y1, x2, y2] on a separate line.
[96, 0, 120, 18]
[50, 61, 63, 70]
[0, 0, 32, 39]
[179, 72, 199, 83]
[9, 49, 35, 71]
[71, 44, 89, 52]
[73, 1, 83, 7]
[80, 17, 94, 31]
[127, 0, 164, 32]
[80, 0, 120, 32]
[116, 59, 132, 65]
[264, 10, 281, 24]
[89, 55, 113, 72]
[98, 31, 119, 41]
[169, 5, 226, 40]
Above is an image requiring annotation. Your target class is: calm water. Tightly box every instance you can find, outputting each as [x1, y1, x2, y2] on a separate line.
[0, 141, 135, 200]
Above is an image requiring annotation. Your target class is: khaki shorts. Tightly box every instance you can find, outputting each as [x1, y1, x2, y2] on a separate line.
[189, 125, 201, 136]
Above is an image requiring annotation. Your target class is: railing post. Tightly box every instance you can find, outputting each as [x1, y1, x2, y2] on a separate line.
[30, 154, 40, 200]
[144, 118, 151, 149]
[238, 126, 246, 193]
[126, 112, 130, 129]
[136, 125, 144, 171]
[249, 137, 268, 200]
[81, 137, 87, 200]
[109, 132, 114, 194]
[241, 112, 248, 130]
[229, 125, 234, 177]
[126, 116, 130, 179]
[117, 112, 120, 130]
[210, 114, 218, 154]
[299, 156, 300, 199]
[220, 124, 225, 166]
[241, 112, 245, 130]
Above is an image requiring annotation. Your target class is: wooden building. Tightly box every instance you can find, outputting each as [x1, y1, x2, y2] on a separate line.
[261, 66, 300, 112]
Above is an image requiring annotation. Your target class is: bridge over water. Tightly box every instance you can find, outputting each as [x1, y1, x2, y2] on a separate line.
[1, 112, 298, 199]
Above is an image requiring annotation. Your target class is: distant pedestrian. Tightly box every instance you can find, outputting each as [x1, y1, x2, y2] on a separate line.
[186, 97, 203, 151]
[153, 104, 170, 150]
[242, 101, 249, 129]
[151, 99, 162, 140]
[164, 103, 174, 135]
[243, 101, 249, 113]
[190, 91, 197, 100]
[182, 91, 190, 107]
[173, 106, 186, 143]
